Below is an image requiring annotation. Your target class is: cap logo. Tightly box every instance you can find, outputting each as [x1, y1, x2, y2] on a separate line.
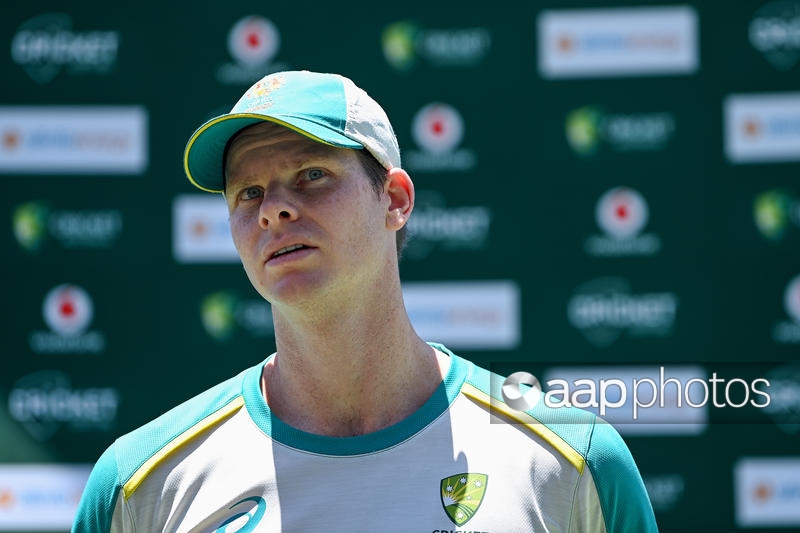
[238, 74, 285, 113]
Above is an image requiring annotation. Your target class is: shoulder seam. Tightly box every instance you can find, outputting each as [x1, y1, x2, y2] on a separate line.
[460, 382, 586, 474]
[122, 395, 245, 500]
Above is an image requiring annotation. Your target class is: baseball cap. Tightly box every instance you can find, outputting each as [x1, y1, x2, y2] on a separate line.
[183, 70, 401, 193]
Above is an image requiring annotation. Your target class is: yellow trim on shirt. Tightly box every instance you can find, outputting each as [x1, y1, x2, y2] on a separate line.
[460, 382, 586, 474]
[123, 396, 246, 499]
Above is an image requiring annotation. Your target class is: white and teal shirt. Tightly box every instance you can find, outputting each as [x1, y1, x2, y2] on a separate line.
[72, 344, 657, 532]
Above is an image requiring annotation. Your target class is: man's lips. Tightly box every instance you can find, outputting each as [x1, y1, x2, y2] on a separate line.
[266, 243, 315, 263]
[272, 243, 307, 258]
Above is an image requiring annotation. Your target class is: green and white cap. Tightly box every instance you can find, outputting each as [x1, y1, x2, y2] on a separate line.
[184, 70, 401, 193]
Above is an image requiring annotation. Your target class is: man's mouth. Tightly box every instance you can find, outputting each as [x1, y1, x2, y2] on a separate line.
[271, 244, 308, 259]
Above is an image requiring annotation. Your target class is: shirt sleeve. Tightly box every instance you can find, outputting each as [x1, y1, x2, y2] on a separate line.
[72, 443, 124, 533]
[579, 418, 659, 532]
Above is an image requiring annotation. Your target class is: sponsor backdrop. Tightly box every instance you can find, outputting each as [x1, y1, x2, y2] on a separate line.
[1, 1, 799, 531]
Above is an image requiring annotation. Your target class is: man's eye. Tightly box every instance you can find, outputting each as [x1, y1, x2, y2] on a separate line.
[241, 187, 262, 200]
[305, 168, 325, 181]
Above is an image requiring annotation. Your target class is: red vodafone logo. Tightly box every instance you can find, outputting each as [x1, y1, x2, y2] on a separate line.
[412, 102, 464, 153]
[227, 16, 280, 66]
[42, 284, 93, 335]
[595, 186, 649, 239]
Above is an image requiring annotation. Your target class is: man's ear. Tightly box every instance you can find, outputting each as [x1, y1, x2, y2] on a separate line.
[385, 167, 414, 230]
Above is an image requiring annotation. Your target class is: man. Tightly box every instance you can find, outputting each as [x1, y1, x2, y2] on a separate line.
[73, 70, 658, 532]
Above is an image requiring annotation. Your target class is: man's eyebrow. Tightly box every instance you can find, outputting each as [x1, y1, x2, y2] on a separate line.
[226, 143, 347, 184]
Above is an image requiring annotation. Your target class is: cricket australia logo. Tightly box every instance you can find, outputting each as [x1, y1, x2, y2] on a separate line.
[440, 473, 488, 526]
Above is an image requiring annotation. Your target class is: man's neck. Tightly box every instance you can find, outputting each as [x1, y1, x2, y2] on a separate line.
[261, 303, 448, 437]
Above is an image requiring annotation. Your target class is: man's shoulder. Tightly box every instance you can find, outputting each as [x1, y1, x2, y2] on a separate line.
[72, 362, 266, 532]
[109, 362, 262, 482]
[456, 359, 605, 461]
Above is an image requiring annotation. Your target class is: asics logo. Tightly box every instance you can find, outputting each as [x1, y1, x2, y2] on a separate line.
[215, 496, 267, 532]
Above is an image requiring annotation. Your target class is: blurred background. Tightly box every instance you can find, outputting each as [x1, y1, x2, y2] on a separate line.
[2, 1, 799, 531]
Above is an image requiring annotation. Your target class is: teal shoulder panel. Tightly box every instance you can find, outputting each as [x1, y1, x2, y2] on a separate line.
[462, 358, 657, 531]
[584, 419, 658, 532]
[73, 362, 261, 531]
[112, 363, 259, 482]
[72, 444, 121, 533]
[462, 356, 598, 455]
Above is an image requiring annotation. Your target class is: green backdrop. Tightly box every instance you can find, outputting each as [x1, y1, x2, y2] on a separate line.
[2, 1, 799, 531]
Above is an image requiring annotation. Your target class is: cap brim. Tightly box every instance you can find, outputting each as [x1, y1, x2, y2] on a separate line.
[183, 113, 364, 193]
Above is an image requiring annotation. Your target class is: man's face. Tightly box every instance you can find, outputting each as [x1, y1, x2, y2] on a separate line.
[224, 122, 395, 309]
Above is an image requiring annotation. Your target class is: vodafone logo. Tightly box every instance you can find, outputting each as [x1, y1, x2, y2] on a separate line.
[42, 284, 93, 336]
[412, 103, 464, 154]
[785, 275, 800, 323]
[217, 15, 288, 85]
[585, 186, 660, 256]
[28, 284, 105, 353]
[405, 103, 475, 171]
[596, 187, 649, 239]
[228, 16, 280, 66]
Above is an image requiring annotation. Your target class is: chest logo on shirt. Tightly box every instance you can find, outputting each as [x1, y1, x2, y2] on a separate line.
[214, 496, 266, 532]
[440, 473, 488, 526]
